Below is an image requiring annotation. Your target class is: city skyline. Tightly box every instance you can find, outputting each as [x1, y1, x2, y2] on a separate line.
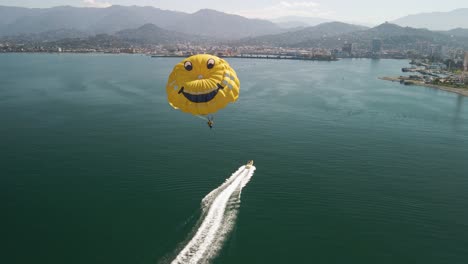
[1, 0, 467, 26]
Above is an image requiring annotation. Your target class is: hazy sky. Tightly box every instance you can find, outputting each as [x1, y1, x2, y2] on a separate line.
[1, 0, 467, 25]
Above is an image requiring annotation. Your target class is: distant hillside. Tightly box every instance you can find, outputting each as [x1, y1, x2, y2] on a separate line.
[0, 5, 283, 40]
[441, 28, 468, 38]
[0, 5, 186, 36]
[48, 34, 125, 50]
[290, 23, 468, 49]
[392, 8, 468, 30]
[1, 28, 89, 42]
[274, 21, 309, 29]
[167, 9, 283, 40]
[234, 22, 368, 46]
[115, 24, 201, 44]
[336, 23, 450, 48]
[230, 22, 468, 50]
[365, 23, 443, 38]
[270, 16, 332, 28]
[2, 7, 467, 51]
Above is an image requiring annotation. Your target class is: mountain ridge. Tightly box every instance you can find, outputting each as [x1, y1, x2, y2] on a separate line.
[0, 5, 283, 40]
[232, 22, 468, 50]
[234, 22, 369, 46]
[392, 8, 468, 30]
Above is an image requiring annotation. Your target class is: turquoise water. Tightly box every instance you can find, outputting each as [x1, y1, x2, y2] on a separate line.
[1, 54, 468, 264]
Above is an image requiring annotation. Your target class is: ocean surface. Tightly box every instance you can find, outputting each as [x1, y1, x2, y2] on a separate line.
[1, 54, 468, 264]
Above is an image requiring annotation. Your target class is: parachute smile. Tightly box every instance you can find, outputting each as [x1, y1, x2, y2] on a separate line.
[178, 83, 225, 103]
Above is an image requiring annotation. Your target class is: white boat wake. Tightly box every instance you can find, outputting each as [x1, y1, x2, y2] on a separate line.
[170, 165, 256, 264]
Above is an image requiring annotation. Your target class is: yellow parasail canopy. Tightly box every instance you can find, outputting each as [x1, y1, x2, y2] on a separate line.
[166, 54, 240, 115]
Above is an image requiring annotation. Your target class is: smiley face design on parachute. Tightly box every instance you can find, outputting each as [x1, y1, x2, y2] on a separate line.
[166, 54, 240, 115]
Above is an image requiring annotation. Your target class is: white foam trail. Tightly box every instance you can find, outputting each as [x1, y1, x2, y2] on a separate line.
[171, 165, 255, 264]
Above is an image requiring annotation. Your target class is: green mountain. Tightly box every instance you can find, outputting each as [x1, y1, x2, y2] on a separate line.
[1, 28, 89, 42]
[14, 23, 213, 49]
[115, 24, 201, 44]
[234, 22, 368, 46]
[167, 9, 282, 40]
[441, 28, 468, 38]
[233, 22, 468, 50]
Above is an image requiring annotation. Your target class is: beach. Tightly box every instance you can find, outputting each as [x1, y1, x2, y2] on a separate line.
[379, 76, 468, 96]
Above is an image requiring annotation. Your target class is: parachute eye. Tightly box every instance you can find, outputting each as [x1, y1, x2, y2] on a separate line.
[207, 59, 215, 69]
[184, 61, 193, 71]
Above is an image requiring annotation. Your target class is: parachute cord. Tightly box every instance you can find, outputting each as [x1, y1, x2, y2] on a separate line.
[194, 115, 209, 121]
[194, 115, 215, 121]
[194, 115, 215, 130]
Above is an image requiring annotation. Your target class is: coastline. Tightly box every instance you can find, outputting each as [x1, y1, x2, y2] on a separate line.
[0, 52, 337, 61]
[379, 76, 468, 97]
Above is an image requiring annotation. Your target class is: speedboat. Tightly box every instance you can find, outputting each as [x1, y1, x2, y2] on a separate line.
[246, 160, 254, 168]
